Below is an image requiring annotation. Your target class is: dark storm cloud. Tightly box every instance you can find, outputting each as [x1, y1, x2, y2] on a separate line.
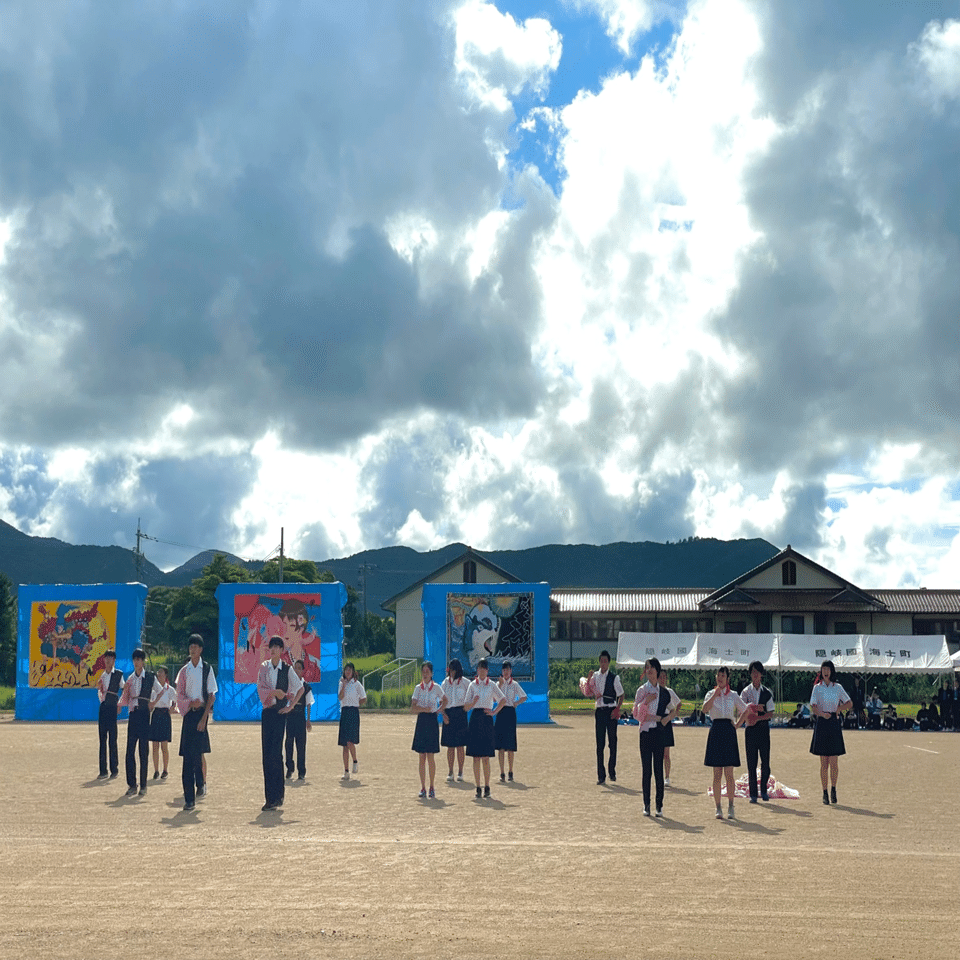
[713, 2, 960, 478]
[0, 0, 549, 452]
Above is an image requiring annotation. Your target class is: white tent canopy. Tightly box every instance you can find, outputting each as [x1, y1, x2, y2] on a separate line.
[617, 633, 954, 674]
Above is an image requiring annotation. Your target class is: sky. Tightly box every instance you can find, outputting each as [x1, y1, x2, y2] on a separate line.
[0, 0, 958, 588]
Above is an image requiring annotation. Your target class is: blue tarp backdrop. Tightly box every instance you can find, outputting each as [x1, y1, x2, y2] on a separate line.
[15, 582, 148, 721]
[421, 582, 551, 722]
[214, 582, 346, 721]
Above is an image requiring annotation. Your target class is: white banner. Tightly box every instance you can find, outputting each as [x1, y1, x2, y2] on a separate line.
[777, 634, 865, 672]
[616, 633, 700, 669]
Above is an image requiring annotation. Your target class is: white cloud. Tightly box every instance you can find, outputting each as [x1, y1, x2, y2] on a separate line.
[573, 0, 680, 55]
[912, 18, 960, 102]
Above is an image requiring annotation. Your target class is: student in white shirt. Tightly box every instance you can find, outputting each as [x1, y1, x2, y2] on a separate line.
[809, 659, 852, 805]
[465, 657, 506, 799]
[495, 661, 527, 782]
[740, 660, 775, 803]
[440, 658, 470, 782]
[337, 662, 366, 780]
[658, 668, 682, 786]
[149, 666, 177, 780]
[411, 661, 447, 799]
[632, 657, 667, 817]
[703, 666, 750, 820]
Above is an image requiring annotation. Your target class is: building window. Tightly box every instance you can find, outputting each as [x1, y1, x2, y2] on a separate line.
[463, 560, 476, 583]
[782, 615, 804, 634]
[724, 621, 747, 633]
[782, 560, 797, 585]
[834, 622, 857, 634]
[756, 613, 772, 633]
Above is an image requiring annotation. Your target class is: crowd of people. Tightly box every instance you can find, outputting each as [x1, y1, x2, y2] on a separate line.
[96, 637, 956, 817]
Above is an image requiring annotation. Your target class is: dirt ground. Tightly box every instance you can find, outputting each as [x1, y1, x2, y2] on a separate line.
[0, 712, 956, 960]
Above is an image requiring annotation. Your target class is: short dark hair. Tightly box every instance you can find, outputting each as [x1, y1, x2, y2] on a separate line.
[716, 666, 730, 679]
[132, 648, 146, 661]
[821, 659, 836, 680]
[422, 660, 434, 676]
[477, 658, 489, 670]
[599, 650, 611, 663]
[188, 634, 204, 650]
[268, 636, 284, 649]
[104, 649, 116, 659]
[644, 657, 661, 675]
[502, 661, 513, 671]
[749, 660, 764, 675]
[294, 659, 304, 669]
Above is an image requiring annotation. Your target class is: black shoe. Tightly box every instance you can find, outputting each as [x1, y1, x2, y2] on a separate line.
[830, 787, 837, 804]
[597, 778, 605, 785]
[152, 771, 160, 780]
[276, 796, 284, 807]
[183, 802, 195, 811]
[286, 770, 293, 779]
[499, 773, 505, 782]
[484, 785, 491, 798]
[297, 774, 305, 781]
[476, 787, 482, 799]
[822, 790, 830, 805]
[609, 773, 616, 782]
[97, 773, 108, 780]
[508, 772, 514, 781]
[261, 802, 276, 812]
[161, 771, 168, 780]
[109, 771, 118, 779]
[138, 787, 147, 797]
[125, 786, 138, 797]
[749, 796, 758, 804]
[761, 792, 769, 802]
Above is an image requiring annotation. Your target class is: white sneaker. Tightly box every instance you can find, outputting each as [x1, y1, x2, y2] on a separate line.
[352, 761, 358, 773]
[446, 774, 455, 782]
[664, 777, 671, 786]
[715, 807, 723, 820]
[342, 770, 350, 781]
[457, 773, 464, 782]
[727, 804, 735, 820]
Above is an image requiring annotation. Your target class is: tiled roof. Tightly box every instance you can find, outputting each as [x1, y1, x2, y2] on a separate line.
[869, 590, 960, 615]
[550, 589, 709, 614]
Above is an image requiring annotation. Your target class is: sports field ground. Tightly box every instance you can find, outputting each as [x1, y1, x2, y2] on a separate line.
[0, 713, 955, 959]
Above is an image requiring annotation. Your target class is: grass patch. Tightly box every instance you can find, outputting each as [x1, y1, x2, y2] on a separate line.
[0, 685, 15, 711]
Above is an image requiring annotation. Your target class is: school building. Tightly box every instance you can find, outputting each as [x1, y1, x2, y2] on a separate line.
[382, 544, 960, 661]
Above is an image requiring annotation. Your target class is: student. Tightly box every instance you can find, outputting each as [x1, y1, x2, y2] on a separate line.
[703, 666, 749, 820]
[175, 635, 217, 812]
[632, 657, 669, 817]
[495, 661, 527, 782]
[465, 657, 506, 799]
[337, 661, 366, 780]
[809, 659, 852, 805]
[118, 649, 163, 797]
[658, 668, 682, 786]
[286, 660, 316, 781]
[149, 666, 177, 780]
[580, 650, 624, 785]
[257, 636, 303, 812]
[411, 661, 446, 799]
[740, 660, 775, 803]
[440, 658, 470, 782]
[96, 650, 124, 780]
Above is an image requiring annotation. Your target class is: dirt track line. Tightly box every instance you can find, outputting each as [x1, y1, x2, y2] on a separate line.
[904, 744, 939, 753]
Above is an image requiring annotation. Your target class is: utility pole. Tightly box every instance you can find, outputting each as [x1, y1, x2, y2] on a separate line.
[279, 527, 284, 583]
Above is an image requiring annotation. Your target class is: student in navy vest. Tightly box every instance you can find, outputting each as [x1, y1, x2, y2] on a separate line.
[632, 657, 669, 816]
[740, 660, 775, 803]
[286, 659, 316, 781]
[175, 635, 218, 812]
[118, 649, 163, 797]
[581, 651, 624, 785]
[96, 650, 124, 779]
[257, 636, 303, 812]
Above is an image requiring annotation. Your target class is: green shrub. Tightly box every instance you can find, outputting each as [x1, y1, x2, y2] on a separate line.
[0, 686, 14, 711]
[363, 690, 380, 710]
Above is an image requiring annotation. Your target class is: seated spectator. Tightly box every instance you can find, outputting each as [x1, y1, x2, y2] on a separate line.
[916, 702, 930, 732]
[882, 703, 898, 731]
[788, 702, 812, 729]
[866, 690, 883, 730]
[927, 700, 941, 731]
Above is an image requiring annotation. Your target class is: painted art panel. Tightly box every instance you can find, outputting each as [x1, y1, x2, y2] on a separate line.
[214, 582, 346, 721]
[422, 582, 550, 723]
[29, 599, 118, 689]
[15, 583, 147, 722]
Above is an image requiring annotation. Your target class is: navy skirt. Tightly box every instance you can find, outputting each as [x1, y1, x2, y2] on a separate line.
[149, 708, 172, 743]
[338, 705, 360, 746]
[810, 716, 846, 756]
[660, 719, 675, 748]
[494, 706, 518, 751]
[704, 718, 740, 767]
[412, 712, 440, 754]
[441, 705, 468, 748]
[466, 709, 496, 758]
